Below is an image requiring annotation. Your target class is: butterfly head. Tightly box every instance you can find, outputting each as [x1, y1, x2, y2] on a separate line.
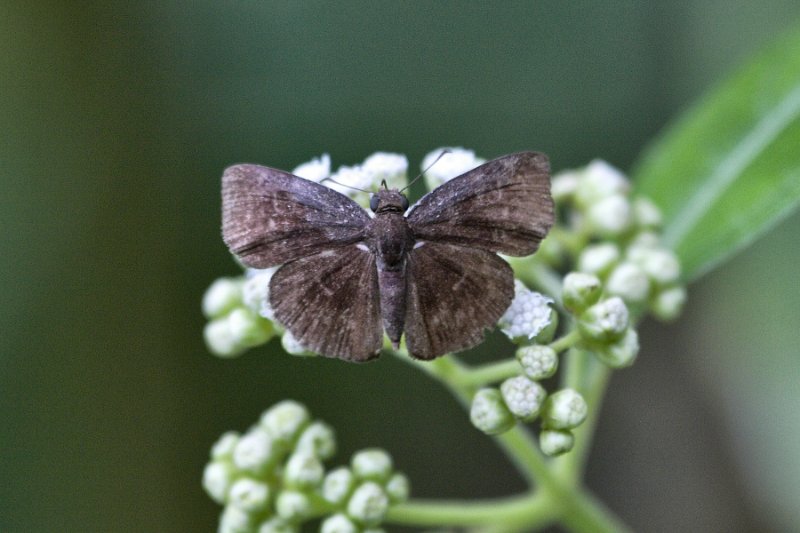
[369, 188, 410, 214]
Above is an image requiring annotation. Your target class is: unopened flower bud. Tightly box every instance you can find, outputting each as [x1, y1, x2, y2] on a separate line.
[296, 421, 336, 460]
[605, 262, 651, 305]
[650, 285, 687, 321]
[500, 376, 547, 421]
[586, 194, 633, 237]
[574, 160, 630, 207]
[578, 297, 629, 343]
[228, 307, 272, 348]
[260, 400, 310, 445]
[577, 243, 620, 276]
[595, 328, 639, 368]
[632, 196, 662, 229]
[637, 248, 681, 286]
[351, 449, 393, 483]
[516, 345, 558, 380]
[228, 478, 270, 513]
[233, 428, 275, 474]
[542, 388, 587, 430]
[470, 388, 515, 435]
[498, 281, 555, 343]
[203, 461, 234, 504]
[211, 431, 240, 460]
[257, 517, 297, 533]
[284, 450, 324, 489]
[323, 467, 355, 505]
[550, 170, 580, 202]
[539, 429, 575, 456]
[242, 268, 278, 320]
[347, 482, 389, 526]
[562, 272, 602, 312]
[321, 514, 358, 533]
[275, 490, 311, 521]
[204, 317, 246, 358]
[203, 277, 243, 319]
[219, 504, 253, 533]
[385, 473, 410, 503]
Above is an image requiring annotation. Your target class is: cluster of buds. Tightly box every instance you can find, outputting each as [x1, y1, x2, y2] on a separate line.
[203, 400, 409, 533]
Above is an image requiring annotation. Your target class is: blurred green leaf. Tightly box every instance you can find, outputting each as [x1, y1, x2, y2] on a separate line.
[633, 26, 800, 281]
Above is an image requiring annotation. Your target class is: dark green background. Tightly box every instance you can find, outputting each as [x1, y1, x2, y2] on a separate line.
[3, 2, 800, 532]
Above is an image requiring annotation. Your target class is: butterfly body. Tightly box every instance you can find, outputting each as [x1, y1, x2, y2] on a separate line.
[222, 152, 554, 362]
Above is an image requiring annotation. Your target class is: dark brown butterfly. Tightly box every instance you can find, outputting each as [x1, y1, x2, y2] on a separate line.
[222, 152, 554, 362]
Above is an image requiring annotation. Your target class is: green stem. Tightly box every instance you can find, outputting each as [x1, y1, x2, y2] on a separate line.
[458, 358, 520, 387]
[549, 329, 582, 354]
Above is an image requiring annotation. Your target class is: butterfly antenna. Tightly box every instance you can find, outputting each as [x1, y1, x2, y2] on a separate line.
[320, 176, 370, 194]
[401, 149, 451, 192]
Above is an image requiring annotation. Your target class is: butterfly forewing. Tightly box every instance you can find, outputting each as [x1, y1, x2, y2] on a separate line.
[222, 164, 371, 268]
[404, 241, 515, 359]
[407, 152, 553, 256]
[269, 245, 383, 362]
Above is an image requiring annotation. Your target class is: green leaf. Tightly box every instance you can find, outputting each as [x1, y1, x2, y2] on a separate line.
[632, 26, 800, 281]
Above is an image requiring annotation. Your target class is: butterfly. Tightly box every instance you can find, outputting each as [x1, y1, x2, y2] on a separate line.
[222, 151, 554, 362]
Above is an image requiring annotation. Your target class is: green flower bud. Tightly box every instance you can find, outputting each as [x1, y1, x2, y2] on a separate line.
[228, 478, 270, 513]
[578, 297, 629, 343]
[204, 317, 246, 358]
[351, 448, 393, 483]
[577, 243, 620, 277]
[384, 472, 410, 503]
[562, 272, 602, 313]
[284, 450, 324, 489]
[219, 504, 253, 533]
[202, 461, 234, 504]
[539, 429, 575, 456]
[281, 330, 315, 357]
[321, 513, 359, 533]
[228, 307, 273, 348]
[323, 467, 355, 505]
[500, 376, 547, 421]
[470, 388, 515, 435]
[605, 262, 651, 306]
[595, 328, 639, 368]
[203, 277, 243, 319]
[232, 428, 276, 474]
[296, 421, 336, 460]
[260, 400, 310, 445]
[347, 481, 389, 526]
[650, 285, 687, 321]
[275, 490, 311, 521]
[516, 345, 558, 380]
[211, 431, 240, 460]
[542, 388, 588, 430]
[257, 516, 297, 533]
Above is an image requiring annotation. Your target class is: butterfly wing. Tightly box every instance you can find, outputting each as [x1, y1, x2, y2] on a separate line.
[406, 152, 553, 256]
[222, 164, 371, 268]
[404, 241, 514, 359]
[269, 245, 383, 362]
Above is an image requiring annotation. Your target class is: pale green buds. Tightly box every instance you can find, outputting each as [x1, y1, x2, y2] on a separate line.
[347, 481, 390, 526]
[296, 421, 336, 460]
[539, 429, 576, 456]
[321, 513, 359, 533]
[233, 428, 276, 474]
[516, 345, 558, 380]
[275, 490, 311, 521]
[219, 504, 252, 533]
[605, 262, 651, 306]
[586, 194, 633, 237]
[203, 277, 243, 318]
[384, 473, 410, 503]
[229, 478, 270, 512]
[470, 388, 516, 435]
[284, 450, 325, 489]
[260, 400, 310, 445]
[257, 517, 297, 533]
[650, 285, 687, 321]
[542, 388, 587, 430]
[577, 243, 620, 277]
[578, 297, 629, 343]
[595, 328, 639, 368]
[322, 467, 356, 505]
[203, 461, 234, 504]
[351, 448, 393, 483]
[500, 376, 547, 421]
[562, 272, 602, 313]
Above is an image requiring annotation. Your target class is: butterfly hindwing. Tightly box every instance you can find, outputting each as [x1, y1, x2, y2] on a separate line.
[269, 244, 383, 362]
[407, 152, 553, 256]
[404, 241, 515, 360]
[222, 164, 371, 268]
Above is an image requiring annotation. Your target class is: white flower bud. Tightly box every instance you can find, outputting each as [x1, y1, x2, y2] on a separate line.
[627, 231, 661, 250]
[242, 268, 278, 320]
[595, 328, 639, 368]
[257, 517, 297, 533]
[498, 281, 554, 343]
[421, 147, 484, 189]
[347, 482, 389, 526]
[516, 345, 558, 380]
[384, 473, 410, 503]
[650, 285, 687, 321]
[605, 262, 651, 305]
[219, 504, 253, 533]
[323, 467, 355, 505]
[202, 461, 234, 504]
[500, 376, 547, 421]
[292, 154, 331, 182]
[550, 170, 580, 202]
[637, 248, 681, 286]
[260, 400, 310, 444]
[562, 272, 602, 312]
[275, 490, 311, 521]
[539, 429, 575, 456]
[211, 431, 240, 460]
[351, 448, 393, 482]
[579, 297, 629, 343]
[328, 164, 374, 197]
[632, 196, 662, 228]
[228, 478, 270, 513]
[543, 388, 587, 430]
[296, 421, 336, 460]
[321, 513, 358, 533]
[204, 317, 246, 358]
[586, 194, 633, 237]
[284, 450, 324, 489]
[232, 428, 275, 473]
[362, 152, 408, 191]
[574, 160, 630, 206]
[470, 388, 515, 435]
[203, 277, 243, 319]
[577, 243, 620, 276]
[227, 307, 272, 348]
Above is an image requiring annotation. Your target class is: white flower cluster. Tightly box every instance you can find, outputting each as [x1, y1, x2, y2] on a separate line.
[420, 147, 485, 190]
[203, 400, 409, 533]
[498, 280, 557, 344]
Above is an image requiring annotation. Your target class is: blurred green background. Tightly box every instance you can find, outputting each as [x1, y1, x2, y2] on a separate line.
[3, 2, 800, 532]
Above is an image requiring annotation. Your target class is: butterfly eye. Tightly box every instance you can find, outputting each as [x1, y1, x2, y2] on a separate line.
[369, 195, 380, 212]
[401, 195, 409, 211]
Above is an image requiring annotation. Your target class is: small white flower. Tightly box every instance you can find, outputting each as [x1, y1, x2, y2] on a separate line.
[574, 159, 630, 207]
[550, 170, 580, 202]
[284, 450, 325, 489]
[219, 504, 252, 533]
[562, 272, 602, 312]
[321, 513, 359, 533]
[633, 196, 663, 228]
[295, 421, 336, 460]
[498, 281, 554, 342]
[275, 490, 311, 521]
[636, 248, 681, 286]
[605, 262, 651, 305]
[586, 194, 633, 237]
[539, 429, 575, 457]
[260, 400, 310, 444]
[362, 152, 408, 190]
[232, 428, 275, 473]
[516, 345, 558, 380]
[421, 147, 485, 189]
[384, 473, 410, 503]
[202, 461, 233, 504]
[227, 307, 272, 348]
[595, 328, 639, 368]
[323, 467, 355, 505]
[242, 268, 278, 320]
[257, 517, 296, 533]
[500, 376, 547, 421]
[470, 388, 515, 435]
[351, 448, 393, 482]
[204, 317, 245, 358]
[579, 297, 629, 343]
[543, 388, 587, 430]
[203, 277, 243, 319]
[327, 164, 375, 196]
[347, 482, 389, 526]
[281, 330, 313, 356]
[650, 285, 687, 321]
[292, 154, 331, 182]
[577, 243, 620, 276]
[211, 431, 240, 460]
[228, 478, 270, 513]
